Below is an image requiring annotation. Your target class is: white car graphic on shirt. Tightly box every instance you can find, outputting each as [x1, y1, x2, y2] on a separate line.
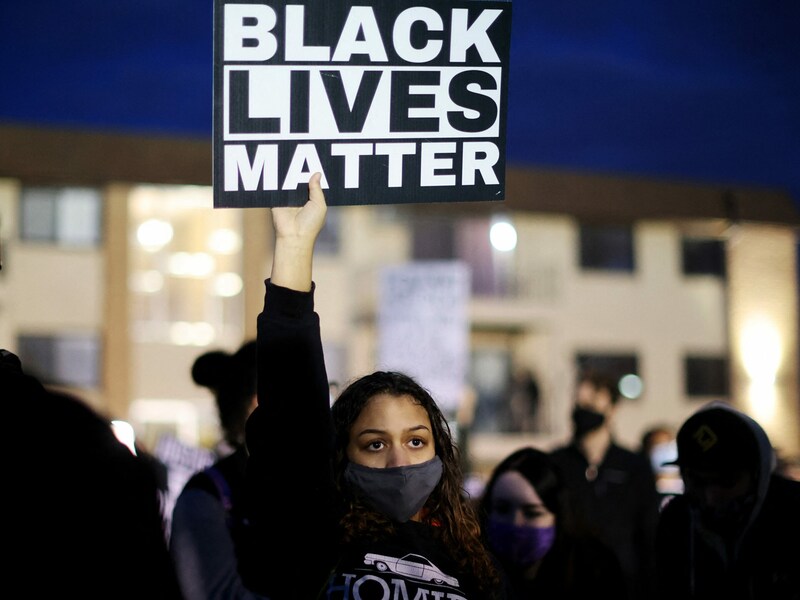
[363, 552, 459, 587]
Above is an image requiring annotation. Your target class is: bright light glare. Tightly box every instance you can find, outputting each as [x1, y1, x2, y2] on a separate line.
[490, 220, 517, 252]
[129, 270, 164, 294]
[169, 321, 216, 346]
[748, 380, 778, 423]
[741, 317, 781, 383]
[168, 252, 215, 277]
[618, 373, 643, 399]
[213, 272, 243, 297]
[111, 420, 137, 455]
[136, 219, 173, 251]
[208, 228, 241, 254]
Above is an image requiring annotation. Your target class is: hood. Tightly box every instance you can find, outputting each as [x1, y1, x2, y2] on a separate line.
[674, 401, 776, 552]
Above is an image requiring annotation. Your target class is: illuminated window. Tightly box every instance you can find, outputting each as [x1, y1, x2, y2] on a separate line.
[129, 185, 244, 346]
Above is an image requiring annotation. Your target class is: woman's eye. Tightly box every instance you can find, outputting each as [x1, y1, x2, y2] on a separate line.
[409, 438, 425, 448]
[492, 502, 513, 516]
[367, 440, 385, 451]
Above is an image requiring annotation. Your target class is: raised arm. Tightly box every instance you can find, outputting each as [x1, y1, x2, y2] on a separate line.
[243, 173, 336, 598]
[270, 172, 327, 291]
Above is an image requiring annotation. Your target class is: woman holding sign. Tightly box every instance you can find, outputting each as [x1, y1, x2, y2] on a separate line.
[242, 173, 507, 599]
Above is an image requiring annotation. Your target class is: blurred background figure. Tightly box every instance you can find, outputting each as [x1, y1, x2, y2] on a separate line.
[4, 348, 183, 599]
[169, 340, 266, 600]
[480, 446, 627, 599]
[639, 423, 684, 507]
[508, 367, 542, 434]
[549, 369, 660, 600]
[656, 401, 800, 599]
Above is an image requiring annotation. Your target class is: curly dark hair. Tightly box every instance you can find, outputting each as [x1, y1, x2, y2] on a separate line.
[331, 371, 502, 595]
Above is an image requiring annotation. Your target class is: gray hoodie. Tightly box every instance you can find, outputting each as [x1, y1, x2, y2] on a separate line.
[655, 401, 800, 599]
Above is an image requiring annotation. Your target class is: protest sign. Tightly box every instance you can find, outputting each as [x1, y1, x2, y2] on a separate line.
[377, 261, 470, 413]
[213, 0, 512, 207]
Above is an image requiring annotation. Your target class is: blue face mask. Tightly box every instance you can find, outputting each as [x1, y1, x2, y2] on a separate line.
[343, 456, 443, 523]
[486, 518, 556, 568]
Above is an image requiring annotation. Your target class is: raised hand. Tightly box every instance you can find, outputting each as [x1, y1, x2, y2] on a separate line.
[270, 172, 328, 292]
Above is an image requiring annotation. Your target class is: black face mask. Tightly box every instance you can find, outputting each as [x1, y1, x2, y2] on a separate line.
[571, 406, 605, 437]
[343, 456, 443, 523]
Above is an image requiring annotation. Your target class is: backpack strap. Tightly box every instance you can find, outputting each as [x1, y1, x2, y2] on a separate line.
[203, 465, 234, 527]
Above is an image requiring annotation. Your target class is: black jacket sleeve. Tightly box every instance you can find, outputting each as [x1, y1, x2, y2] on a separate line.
[242, 280, 338, 599]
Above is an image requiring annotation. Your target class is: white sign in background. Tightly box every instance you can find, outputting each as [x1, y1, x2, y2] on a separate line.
[377, 261, 471, 414]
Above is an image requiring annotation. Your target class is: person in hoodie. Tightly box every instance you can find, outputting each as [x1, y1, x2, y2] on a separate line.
[655, 401, 800, 599]
[242, 173, 506, 600]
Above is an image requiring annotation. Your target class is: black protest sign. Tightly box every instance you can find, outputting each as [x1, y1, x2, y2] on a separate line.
[213, 0, 512, 207]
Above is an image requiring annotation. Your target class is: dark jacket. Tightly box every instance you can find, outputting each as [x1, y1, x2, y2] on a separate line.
[170, 446, 266, 599]
[656, 405, 800, 599]
[549, 441, 660, 600]
[243, 281, 501, 599]
[503, 530, 628, 600]
[4, 349, 183, 599]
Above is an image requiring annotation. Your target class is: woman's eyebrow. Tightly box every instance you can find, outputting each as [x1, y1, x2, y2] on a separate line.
[355, 424, 431, 438]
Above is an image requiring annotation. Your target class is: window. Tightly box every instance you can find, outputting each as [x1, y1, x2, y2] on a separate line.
[412, 215, 512, 296]
[684, 355, 729, 397]
[469, 347, 512, 433]
[576, 352, 639, 379]
[575, 352, 640, 394]
[412, 215, 456, 260]
[20, 186, 102, 246]
[129, 185, 245, 346]
[682, 238, 726, 277]
[17, 333, 101, 388]
[579, 224, 635, 272]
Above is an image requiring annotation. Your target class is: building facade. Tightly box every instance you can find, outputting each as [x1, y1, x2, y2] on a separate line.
[1, 124, 798, 480]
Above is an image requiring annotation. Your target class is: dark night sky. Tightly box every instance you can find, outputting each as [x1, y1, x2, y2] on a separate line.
[2, 1, 799, 206]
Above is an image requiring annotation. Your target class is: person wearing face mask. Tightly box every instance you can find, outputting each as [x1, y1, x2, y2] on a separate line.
[549, 370, 661, 600]
[241, 173, 506, 600]
[479, 447, 628, 599]
[639, 424, 684, 509]
[655, 401, 800, 599]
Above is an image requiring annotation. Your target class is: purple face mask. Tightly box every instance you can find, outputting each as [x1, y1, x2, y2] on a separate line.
[487, 518, 556, 568]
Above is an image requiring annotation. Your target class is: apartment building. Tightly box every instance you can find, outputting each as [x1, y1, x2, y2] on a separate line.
[1, 126, 798, 481]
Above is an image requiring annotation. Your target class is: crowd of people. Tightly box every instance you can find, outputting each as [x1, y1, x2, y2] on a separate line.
[6, 173, 799, 599]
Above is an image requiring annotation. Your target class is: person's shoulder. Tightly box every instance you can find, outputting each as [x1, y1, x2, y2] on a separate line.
[608, 442, 652, 469]
[656, 493, 690, 522]
[549, 443, 574, 459]
[608, 441, 640, 457]
[182, 466, 224, 500]
[767, 473, 800, 505]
